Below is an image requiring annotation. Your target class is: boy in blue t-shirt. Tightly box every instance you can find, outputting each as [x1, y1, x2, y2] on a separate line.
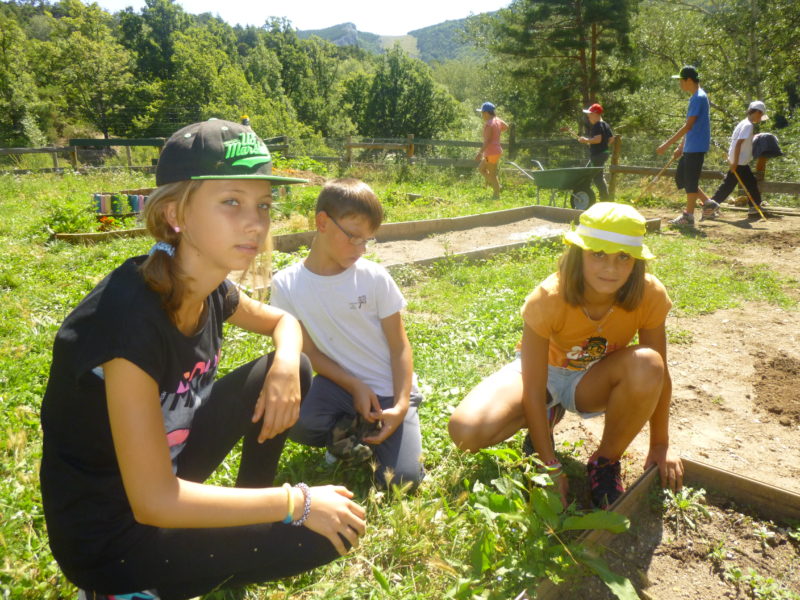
[657, 65, 714, 226]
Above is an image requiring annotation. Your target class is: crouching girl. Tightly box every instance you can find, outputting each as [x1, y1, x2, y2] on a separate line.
[40, 120, 365, 600]
[448, 202, 683, 509]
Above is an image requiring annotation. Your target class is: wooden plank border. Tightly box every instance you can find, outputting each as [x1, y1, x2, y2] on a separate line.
[531, 458, 800, 599]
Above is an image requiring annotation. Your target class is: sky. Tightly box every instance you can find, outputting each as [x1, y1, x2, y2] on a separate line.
[91, 0, 511, 36]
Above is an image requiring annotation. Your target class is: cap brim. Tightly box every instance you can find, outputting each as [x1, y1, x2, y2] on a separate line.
[192, 174, 308, 184]
[671, 74, 682, 79]
[563, 230, 654, 260]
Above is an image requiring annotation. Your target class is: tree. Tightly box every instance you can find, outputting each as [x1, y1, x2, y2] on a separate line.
[118, 0, 189, 81]
[164, 26, 259, 126]
[472, 0, 639, 135]
[0, 14, 44, 145]
[43, 1, 137, 138]
[361, 46, 459, 139]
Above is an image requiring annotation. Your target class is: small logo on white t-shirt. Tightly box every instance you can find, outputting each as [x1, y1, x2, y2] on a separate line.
[349, 295, 367, 309]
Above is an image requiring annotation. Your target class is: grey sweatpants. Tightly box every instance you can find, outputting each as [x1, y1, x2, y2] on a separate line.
[288, 375, 424, 487]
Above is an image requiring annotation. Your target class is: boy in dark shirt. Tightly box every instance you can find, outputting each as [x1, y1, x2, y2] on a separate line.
[578, 103, 615, 201]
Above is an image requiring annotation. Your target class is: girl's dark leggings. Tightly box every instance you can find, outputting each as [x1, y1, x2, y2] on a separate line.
[74, 353, 340, 600]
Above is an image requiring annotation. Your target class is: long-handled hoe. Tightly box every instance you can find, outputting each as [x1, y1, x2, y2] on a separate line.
[731, 167, 768, 221]
[709, 140, 767, 222]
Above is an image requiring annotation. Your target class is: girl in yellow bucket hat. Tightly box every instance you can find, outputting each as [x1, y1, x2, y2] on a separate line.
[449, 202, 683, 509]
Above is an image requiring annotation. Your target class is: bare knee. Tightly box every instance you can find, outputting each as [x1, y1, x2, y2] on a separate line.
[626, 347, 665, 397]
[448, 415, 484, 454]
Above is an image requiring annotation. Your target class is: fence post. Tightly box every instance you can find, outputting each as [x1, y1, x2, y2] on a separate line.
[508, 123, 517, 160]
[345, 135, 352, 165]
[70, 146, 78, 170]
[125, 146, 132, 169]
[51, 150, 59, 170]
[406, 134, 414, 159]
[608, 135, 622, 199]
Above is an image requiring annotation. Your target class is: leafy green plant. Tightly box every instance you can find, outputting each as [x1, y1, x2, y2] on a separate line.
[753, 523, 777, 553]
[662, 486, 711, 536]
[558, 438, 585, 459]
[742, 568, 800, 600]
[707, 539, 728, 571]
[787, 523, 800, 547]
[723, 563, 800, 600]
[272, 246, 309, 272]
[271, 152, 329, 174]
[451, 447, 638, 600]
[40, 196, 97, 234]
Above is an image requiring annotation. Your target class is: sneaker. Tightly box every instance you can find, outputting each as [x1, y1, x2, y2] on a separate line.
[78, 590, 160, 600]
[587, 456, 624, 509]
[747, 206, 762, 219]
[700, 199, 720, 221]
[327, 414, 381, 464]
[522, 403, 566, 456]
[669, 212, 695, 227]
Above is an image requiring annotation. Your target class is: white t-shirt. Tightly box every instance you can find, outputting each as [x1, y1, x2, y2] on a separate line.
[271, 258, 416, 397]
[728, 117, 754, 164]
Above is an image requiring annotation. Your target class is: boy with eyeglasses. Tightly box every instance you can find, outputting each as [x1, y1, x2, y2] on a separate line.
[271, 178, 424, 488]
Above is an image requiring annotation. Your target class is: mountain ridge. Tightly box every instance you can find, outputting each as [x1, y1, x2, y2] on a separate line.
[297, 14, 488, 63]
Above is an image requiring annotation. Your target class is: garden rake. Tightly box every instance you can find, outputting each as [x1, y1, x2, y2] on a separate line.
[632, 153, 676, 204]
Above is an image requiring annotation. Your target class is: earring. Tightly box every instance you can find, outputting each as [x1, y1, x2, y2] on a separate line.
[173, 226, 181, 233]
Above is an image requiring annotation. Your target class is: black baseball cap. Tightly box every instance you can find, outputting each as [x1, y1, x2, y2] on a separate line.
[155, 119, 307, 186]
[671, 65, 699, 81]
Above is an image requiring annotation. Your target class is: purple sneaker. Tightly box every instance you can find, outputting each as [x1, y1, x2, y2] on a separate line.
[587, 456, 624, 509]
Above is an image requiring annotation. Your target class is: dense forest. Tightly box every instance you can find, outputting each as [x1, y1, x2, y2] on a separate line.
[1, 0, 798, 151]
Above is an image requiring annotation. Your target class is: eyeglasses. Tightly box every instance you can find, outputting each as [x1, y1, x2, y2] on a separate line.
[328, 215, 376, 247]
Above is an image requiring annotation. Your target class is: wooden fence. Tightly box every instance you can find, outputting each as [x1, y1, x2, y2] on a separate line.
[3, 132, 799, 197]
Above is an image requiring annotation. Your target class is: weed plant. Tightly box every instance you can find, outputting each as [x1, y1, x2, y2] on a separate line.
[0, 169, 798, 598]
[661, 487, 711, 536]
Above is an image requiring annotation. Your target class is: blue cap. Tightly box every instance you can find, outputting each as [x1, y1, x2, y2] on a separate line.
[477, 102, 496, 113]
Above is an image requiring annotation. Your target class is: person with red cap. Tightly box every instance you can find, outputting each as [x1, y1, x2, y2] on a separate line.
[578, 103, 615, 202]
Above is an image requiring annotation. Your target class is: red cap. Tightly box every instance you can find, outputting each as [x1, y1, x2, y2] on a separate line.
[582, 103, 603, 114]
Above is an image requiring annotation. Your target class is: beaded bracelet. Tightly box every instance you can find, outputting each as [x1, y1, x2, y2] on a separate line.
[281, 482, 294, 525]
[291, 483, 311, 527]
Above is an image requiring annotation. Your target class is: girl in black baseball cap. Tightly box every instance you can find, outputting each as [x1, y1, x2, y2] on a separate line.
[40, 120, 365, 600]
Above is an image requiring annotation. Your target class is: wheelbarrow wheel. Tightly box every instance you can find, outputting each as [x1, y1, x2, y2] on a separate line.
[570, 187, 595, 210]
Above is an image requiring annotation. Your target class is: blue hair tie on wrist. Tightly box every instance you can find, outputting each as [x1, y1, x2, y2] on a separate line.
[149, 241, 175, 257]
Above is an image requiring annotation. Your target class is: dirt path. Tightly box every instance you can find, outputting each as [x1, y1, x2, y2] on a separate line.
[371, 207, 800, 495]
[375, 216, 570, 266]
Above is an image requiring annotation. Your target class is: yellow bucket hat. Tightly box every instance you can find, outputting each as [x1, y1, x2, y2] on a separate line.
[563, 202, 655, 260]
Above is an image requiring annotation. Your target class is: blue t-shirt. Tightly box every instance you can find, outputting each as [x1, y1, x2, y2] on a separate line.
[684, 87, 710, 153]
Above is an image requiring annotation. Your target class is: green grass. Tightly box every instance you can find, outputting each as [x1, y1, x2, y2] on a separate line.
[0, 167, 797, 598]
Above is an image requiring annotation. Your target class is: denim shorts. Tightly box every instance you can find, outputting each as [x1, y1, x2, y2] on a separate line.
[501, 356, 604, 419]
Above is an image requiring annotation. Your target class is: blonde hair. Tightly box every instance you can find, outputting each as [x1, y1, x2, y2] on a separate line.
[315, 178, 384, 230]
[558, 244, 647, 311]
[139, 180, 201, 322]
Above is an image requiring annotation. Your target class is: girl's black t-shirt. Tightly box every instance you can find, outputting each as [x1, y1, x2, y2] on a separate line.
[39, 256, 239, 571]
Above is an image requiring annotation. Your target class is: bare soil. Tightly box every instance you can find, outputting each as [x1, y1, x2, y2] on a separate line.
[375, 216, 570, 266]
[560, 483, 800, 599]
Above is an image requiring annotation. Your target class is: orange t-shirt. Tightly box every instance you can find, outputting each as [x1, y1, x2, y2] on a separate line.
[520, 272, 672, 370]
